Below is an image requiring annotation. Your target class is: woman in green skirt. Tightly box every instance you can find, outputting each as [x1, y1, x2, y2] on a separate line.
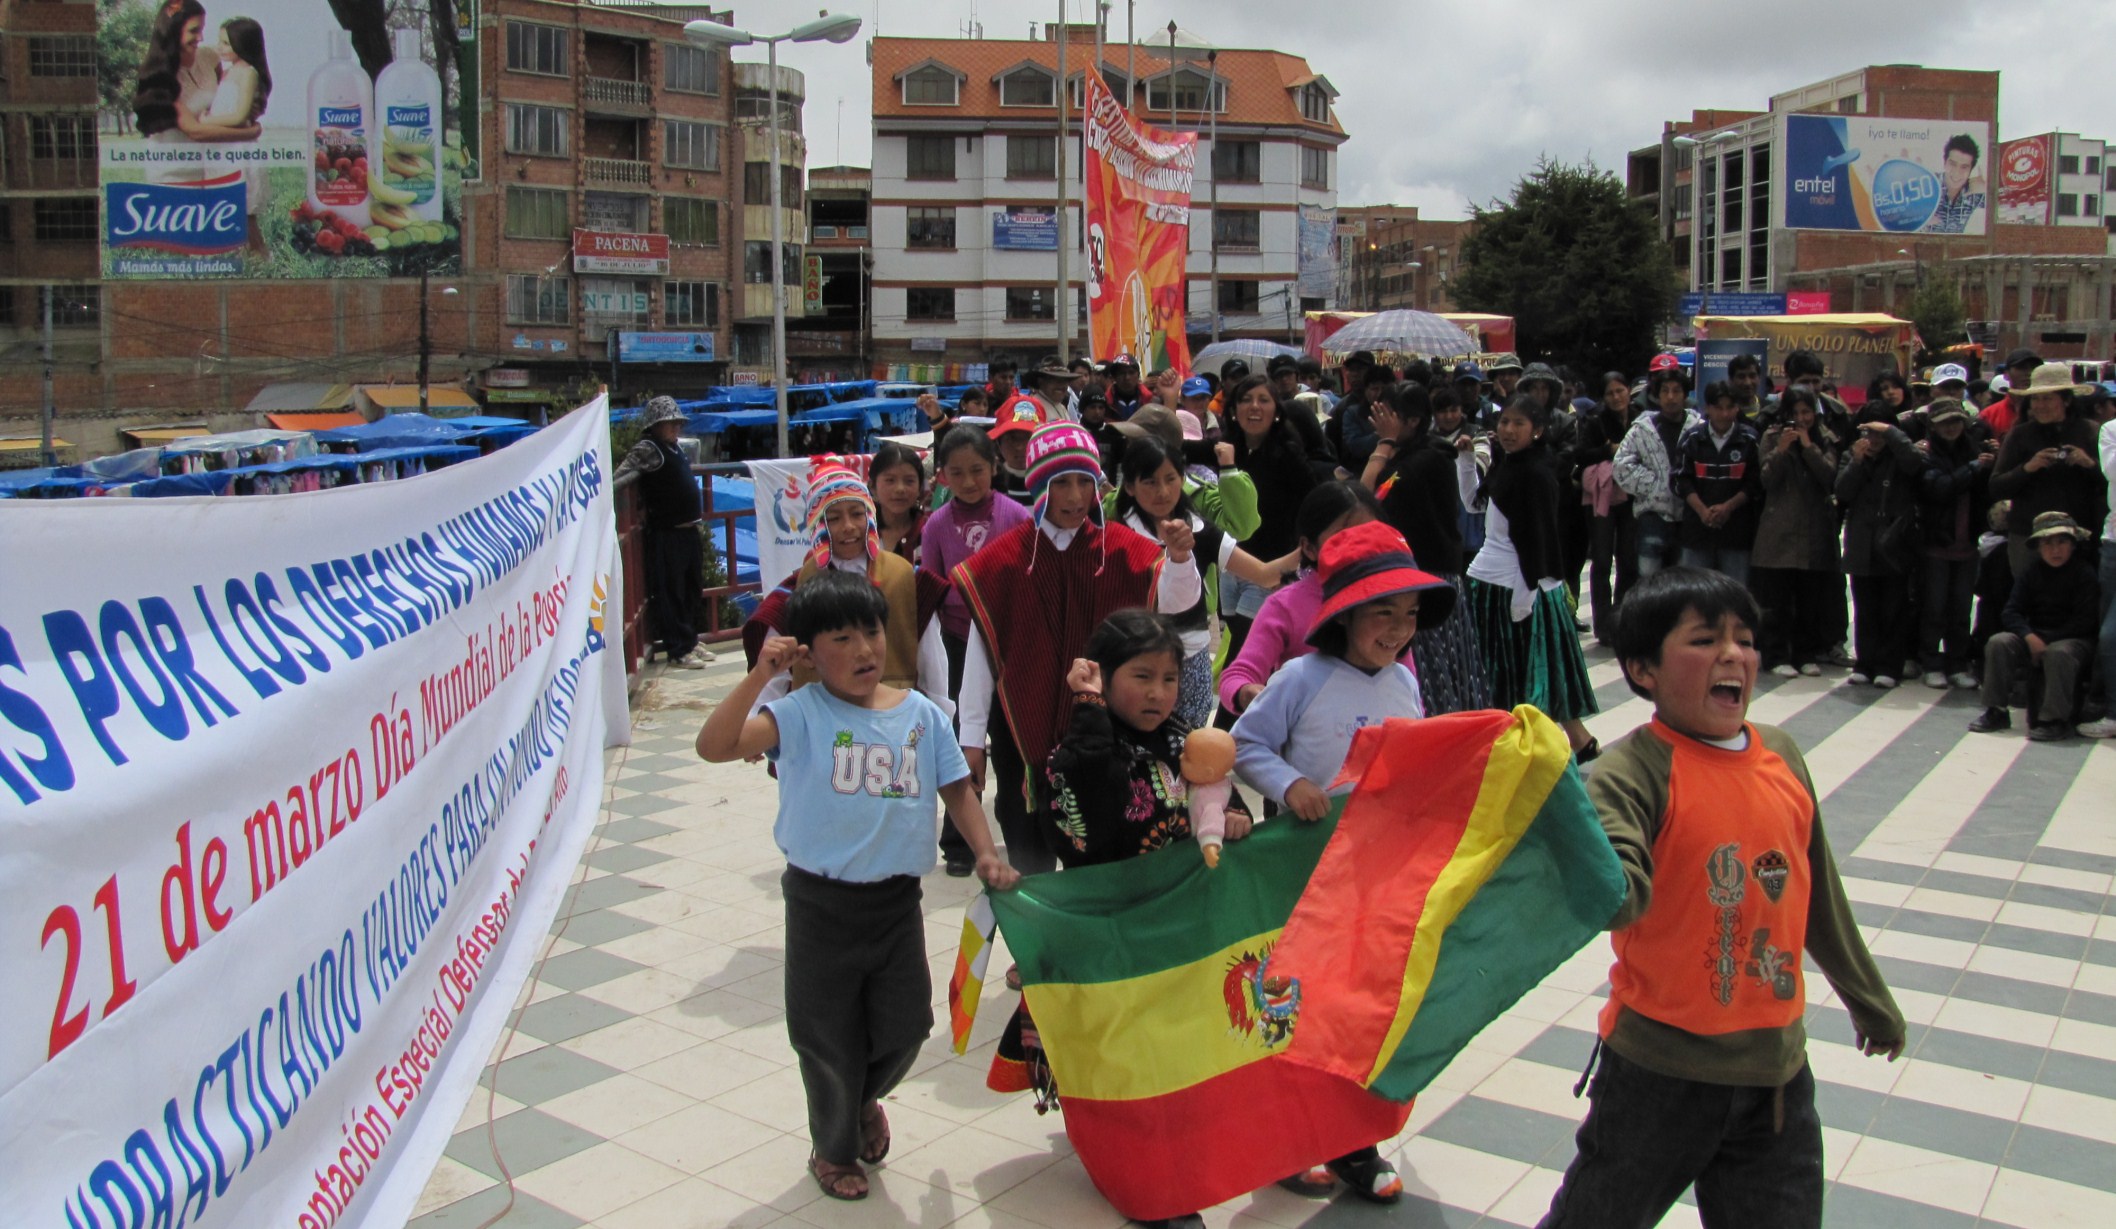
[1455, 394, 1602, 758]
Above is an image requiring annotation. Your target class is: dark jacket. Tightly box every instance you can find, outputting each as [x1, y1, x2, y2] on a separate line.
[1233, 424, 1321, 559]
[2001, 553, 2101, 643]
[1753, 423, 1840, 572]
[625, 437, 702, 530]
[1987, 415, 2106, 537]
[1834, 425, 1924, 576]
[1670, 420, 1764, 549]
[1377, 434, 1466, 576]
[1572, 402, 1632, 474]
[1917, 427, 1995, 558]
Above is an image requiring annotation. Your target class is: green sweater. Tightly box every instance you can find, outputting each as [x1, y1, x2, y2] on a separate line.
[1588, 721, 1904, 1085]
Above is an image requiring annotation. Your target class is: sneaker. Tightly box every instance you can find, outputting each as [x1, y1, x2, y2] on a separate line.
[1967, 707, 2011, 733]
[672, 650, 710, 670]
[1846, 672, 1871, 687]
[1798, 663, 1823, 677]
[1948, 672, 1979, 690]
[1828, 645, 1856, 666]
[2028, 722, 2071, 743]
[2076, 718, 2116, 739]
[1922, 672, 1949, 689]
[944, 857, 974, 878]
[1874, 676, 1898, 690]
[1772, 663, 1799, 679]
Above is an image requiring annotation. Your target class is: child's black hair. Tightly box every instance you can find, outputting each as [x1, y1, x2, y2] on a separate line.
[1496, 392, 1550, 432]
[1701, 379, 1735, 408]
[1114, 435, 1197, 526]
[957, 387, 990, 413]
[1295, 480, 1384, 564]
[1084, 609, 1185, 686]
[785, 569, 889, 645]
[868, 442, 924, 529]
[1611, 567, 1761, 700]
[935, 423, 998, 469]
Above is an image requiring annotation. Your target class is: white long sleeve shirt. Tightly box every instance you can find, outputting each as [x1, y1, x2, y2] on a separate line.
[955, 520, 1202, 748]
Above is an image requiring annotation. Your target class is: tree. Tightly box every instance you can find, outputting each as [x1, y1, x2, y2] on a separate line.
[1907, 274, 1967, 365]
[1452, 158, 1678, 379]
[97, 0, 155, 121]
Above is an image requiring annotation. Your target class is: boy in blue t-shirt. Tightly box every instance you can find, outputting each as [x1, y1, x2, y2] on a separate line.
[699, 570, 1018, 1202]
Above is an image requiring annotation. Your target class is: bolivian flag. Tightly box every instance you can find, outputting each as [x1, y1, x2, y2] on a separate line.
[979, 708, 1624, 1221]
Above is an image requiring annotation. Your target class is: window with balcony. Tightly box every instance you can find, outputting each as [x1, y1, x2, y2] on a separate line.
[663, 44, 720, 95]
[906, 206, 956, 249]
[906, 288, 955, 320]
[1006, 135, 1056, 180]
[902, 66, 960, 106]
[1217, 281, 1259, 313]
[505, 23, 569, 76]
[906, 134, 956, 180]
[33, 198, 96, 242]
[506, 103, 569, 156]
[999, 68, 1056, 107]
[664, 120, 722, 171]
[1300, 146, 1330, 190]
[1146, 70, 1224, 114]
[744, 241, 801, 284]
[30, 115, 93, 161]
[506, 274, 571, 325]
[1006, 286, 1054, 321]
[664, 197, 719, 245]
[1212, 140, 1260, 183]
[28, 37, 94, 78]
[1213, 209, 1260, 252]
[505, 187, 569, 239]
[664, 281, 719, 327]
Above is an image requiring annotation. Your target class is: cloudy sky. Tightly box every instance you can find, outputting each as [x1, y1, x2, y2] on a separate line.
[757, 0, 2115, 218]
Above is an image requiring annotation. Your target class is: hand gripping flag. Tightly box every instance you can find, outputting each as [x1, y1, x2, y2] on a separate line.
[978, 708, 1625, 1221]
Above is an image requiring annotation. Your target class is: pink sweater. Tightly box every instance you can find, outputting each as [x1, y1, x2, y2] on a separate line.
[1217, 571, 1415, 713]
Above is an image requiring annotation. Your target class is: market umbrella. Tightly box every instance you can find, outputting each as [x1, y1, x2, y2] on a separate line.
[1192, 339, 1304, 373]
[1321, 310, 1477, 359]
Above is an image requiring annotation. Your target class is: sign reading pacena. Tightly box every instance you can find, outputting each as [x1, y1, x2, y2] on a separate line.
[1782, 115, 1990, 235]
[573, 229, 672, 276]
[0, 403, 627, 1228]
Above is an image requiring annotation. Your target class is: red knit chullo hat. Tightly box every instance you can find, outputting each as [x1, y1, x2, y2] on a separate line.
[1306, 521, 1454, 646]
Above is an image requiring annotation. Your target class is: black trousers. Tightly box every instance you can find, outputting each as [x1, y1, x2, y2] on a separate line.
[644, 525, 702, 661]
[1752, 567, 1838, 669]
[1587, 507, 1637, 641]
[1560, 497, 1592, 602]
[938, 634, 972, 863]
[989, 718, 1053, 874]
[781, 867, 932, 1165]
[1918, 554, 1978, 675]
[1850, 572, 1912, 678]
[1540, 1047, 1823, 1229]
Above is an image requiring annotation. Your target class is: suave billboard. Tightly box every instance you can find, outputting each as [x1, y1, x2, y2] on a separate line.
[99, 2, 471, 279]
[1782, 115, 1990, 236]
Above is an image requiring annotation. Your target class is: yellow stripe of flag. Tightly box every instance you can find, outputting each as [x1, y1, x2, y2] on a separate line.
[947, 893, 998, 1054]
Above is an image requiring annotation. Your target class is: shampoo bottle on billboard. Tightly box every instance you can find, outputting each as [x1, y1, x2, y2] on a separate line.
[308, 29, 372, 229]
[374, 27, 443, 225]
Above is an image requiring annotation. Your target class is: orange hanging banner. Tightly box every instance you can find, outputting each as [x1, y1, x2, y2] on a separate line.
[1082, 72, 1197, 375]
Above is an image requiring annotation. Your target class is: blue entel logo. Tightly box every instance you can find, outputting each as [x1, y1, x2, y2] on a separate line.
[104, 180, 247, 254]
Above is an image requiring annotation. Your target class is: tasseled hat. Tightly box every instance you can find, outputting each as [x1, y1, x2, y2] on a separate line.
[802, 458, 878, 569]
[1024, 422, 1104, 527]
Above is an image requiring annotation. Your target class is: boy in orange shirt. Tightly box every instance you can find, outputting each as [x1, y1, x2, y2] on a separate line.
[1539, 567, 1904, 1229]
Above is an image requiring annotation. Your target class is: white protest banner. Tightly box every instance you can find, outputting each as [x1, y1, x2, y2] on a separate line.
[0, 399, 627, 1228]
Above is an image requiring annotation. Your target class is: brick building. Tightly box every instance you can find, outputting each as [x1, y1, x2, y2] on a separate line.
[1334, 205, 1469, 314]
[1626, 65, 2116, 362]
[866, 24, 1345, 375]
[0, 1, 774, 458]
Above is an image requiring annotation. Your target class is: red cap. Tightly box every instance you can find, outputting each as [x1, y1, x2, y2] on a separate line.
[1648, 354, 1681, 373]
[1306, 521, 1455, 646]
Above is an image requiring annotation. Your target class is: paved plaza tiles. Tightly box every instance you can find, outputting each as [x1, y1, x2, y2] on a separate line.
[413, 644, 2116, 1229]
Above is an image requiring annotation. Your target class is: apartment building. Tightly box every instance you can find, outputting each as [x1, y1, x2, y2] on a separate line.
[1335, 205, 1469, 314]
[866, 24, 1344, 373]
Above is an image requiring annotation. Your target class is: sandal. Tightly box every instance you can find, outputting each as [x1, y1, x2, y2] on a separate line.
[1276, 1167, 1337, 1197]
[1326, 1152, 1403, 1204]
[809, 1153, 868, 1201]
[1574, 737, 1601, 765]
[859, 1101, 891, 1164]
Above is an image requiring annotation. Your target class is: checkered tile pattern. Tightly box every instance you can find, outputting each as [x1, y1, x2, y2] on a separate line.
[413, 648, 2116, 1228]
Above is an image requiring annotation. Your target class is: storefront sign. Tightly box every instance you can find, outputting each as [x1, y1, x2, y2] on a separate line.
[484, 368, 531, 388]
[992, 207, 1060, 251]
[1786, 291, 1832, 315]
[909, 337, 948, 353]
[572, 229, 671, 275]
[615, 332, 717, 363]
[1678, 292, 1786, 317]
[803, 255, 824, 311]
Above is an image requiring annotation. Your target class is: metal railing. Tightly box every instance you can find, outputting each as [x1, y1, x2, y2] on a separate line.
[611, 461, 764, 678]
[583, 156, 653, 187]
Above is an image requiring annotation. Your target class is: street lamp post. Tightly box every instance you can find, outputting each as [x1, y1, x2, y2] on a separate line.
[686, 12, 863, 459]
[417, 269, 460, 415]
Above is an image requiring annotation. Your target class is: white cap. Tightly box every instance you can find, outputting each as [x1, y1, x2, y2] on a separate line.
[1932, 363, 1969, 387]
[1990, 373, 2010, 394]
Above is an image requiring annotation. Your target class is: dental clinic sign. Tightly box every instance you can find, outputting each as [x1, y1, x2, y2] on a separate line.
[104, 180, 252, 276]
[572, 230, 671, 276]
[1782, 115, 1990, 236]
